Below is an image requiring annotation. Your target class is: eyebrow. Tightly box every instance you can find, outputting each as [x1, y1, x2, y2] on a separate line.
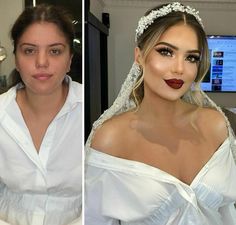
[155, 41, 201, 54]
[19, 43, 66, 48]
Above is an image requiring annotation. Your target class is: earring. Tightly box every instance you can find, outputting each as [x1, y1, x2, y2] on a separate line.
[134, 63, 142, 77]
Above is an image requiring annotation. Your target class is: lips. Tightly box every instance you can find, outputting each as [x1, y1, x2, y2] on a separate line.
[32, 73, 52, 81]
[164, 79, 184, 89]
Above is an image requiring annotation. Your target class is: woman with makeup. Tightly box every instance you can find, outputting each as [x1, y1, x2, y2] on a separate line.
[0, 4, 82, 225]
[85, 2, 236, 225]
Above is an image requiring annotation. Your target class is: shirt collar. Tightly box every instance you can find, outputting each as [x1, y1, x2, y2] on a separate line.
[55, 75, 82, 119]
[0, 75, 82, 118]
[65, 75, 83, 104]
[15, 75, 82, 104]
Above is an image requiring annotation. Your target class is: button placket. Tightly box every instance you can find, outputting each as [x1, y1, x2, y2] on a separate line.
[38, 121, 57, 169]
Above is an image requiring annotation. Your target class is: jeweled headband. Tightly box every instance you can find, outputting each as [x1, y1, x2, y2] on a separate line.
[135, 2, 204, 42]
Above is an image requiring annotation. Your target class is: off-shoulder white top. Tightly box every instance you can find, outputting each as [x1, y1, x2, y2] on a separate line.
[85, 137, 236, 225]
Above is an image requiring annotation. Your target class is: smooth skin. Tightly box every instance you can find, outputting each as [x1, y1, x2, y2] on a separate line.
[15, 22, 72, 152]
[91, 23, 228, 186]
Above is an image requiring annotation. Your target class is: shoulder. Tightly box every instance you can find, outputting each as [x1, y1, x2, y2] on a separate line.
[69, 79, 82, 102]
[0, 86, 16, 109]
[70, 79, 82, 92]
[196, 107, 228, 142]
[91, 111, 135, 156]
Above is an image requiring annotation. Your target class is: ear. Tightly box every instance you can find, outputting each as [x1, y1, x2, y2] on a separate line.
[134, 47, 143, 65]
[67, 54, 73, 73]
[15, 56, 19, 72]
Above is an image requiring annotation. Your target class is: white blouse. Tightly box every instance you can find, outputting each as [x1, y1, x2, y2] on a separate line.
[0, 77, 82, 225]
[85, 137, 236, 225]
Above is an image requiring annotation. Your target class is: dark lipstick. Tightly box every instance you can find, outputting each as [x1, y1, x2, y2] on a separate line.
[164, 79, 184, 89]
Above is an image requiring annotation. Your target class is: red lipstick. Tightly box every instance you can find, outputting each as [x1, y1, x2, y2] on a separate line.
[165, 79, 184, 89]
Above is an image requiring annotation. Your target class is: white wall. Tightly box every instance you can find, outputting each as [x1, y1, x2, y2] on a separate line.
[102, 0, 236, 107]
[0, 0, 24, 84]
[90, 0, 105, 21]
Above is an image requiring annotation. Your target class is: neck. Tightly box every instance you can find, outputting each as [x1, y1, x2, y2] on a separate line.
[17, 84, 68, 116]
[136, 90, 187, 126]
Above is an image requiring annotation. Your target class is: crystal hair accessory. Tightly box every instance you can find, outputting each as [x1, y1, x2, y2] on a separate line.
[135, 2, 204, 42]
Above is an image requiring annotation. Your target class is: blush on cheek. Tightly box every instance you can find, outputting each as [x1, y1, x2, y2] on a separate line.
[147, 60, 170, 77]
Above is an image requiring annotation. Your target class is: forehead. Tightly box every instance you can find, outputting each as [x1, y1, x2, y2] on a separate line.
[158, 23, 199, 49]
[18, 22, 68, 45]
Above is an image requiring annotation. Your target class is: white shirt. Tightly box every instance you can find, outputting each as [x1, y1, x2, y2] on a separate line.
[85, 137, 236, 225]
[0, 77, 82, 225]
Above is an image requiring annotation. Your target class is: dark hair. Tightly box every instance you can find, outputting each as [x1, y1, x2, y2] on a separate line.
[131, 3, 210, 106]
[11, 4, 74, 53]
[9, 4, 74, 87]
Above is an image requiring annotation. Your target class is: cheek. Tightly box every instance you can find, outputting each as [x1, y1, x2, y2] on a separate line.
[15, 57, 31, 73]
[185, 63, 198, 81]
[55, 55, 72, 72]
[144, 58, 171, 79]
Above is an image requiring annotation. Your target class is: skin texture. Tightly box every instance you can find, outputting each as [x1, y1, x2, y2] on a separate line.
[15, 22, 72, 151]
[15, 22, 72, 96]
[136, 23, 200, 102]
[92, 24, 228, 185]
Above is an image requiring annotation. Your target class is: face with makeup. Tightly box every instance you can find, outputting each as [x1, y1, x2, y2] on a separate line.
[136, 23, 200, 102]
[15, 22, 72, 95]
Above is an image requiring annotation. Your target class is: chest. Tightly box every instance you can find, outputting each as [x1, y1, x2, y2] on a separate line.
[0, 113, 82, 191]
[24, 115, 54, 152]
[121, 129, 219, 185]
[87, 144, 236, 224]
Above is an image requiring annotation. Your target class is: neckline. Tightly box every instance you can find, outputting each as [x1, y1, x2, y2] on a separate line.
[87, 137, 230, 188]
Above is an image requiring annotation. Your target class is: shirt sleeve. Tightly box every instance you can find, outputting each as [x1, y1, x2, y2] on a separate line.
[85, 164, 120, 225]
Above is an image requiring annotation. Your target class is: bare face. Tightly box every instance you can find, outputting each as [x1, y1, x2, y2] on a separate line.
[15, 22, 72, 95]
[136, 23, 200, 102]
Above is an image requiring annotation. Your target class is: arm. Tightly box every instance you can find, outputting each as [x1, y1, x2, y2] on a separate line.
[85, 118, 128, 225]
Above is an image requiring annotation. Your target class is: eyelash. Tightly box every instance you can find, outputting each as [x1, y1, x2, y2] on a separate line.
[50, 49, 62, 55]
[186, 55, 200, 63]
[155, 47, 200, 63]
[22, 48, 63, 56]
[156, 47, 173, 57]
[23, 48, 35, 55]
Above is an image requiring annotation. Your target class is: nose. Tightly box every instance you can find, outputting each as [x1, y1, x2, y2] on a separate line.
[172, 56, 184, 75]
[35, 50, 49, 68]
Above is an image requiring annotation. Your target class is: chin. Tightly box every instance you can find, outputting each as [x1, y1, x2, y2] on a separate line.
[165, 86, 191, 100]
[26, 85, 56, 96]
[159, 91, 186, 102]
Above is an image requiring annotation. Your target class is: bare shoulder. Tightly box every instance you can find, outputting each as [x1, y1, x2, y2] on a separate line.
[196, 107, 228, 141]
[91, 111, 135, 156]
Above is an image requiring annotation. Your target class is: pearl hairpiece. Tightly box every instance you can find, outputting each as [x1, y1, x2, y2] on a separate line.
[135, 2, 204, 42]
